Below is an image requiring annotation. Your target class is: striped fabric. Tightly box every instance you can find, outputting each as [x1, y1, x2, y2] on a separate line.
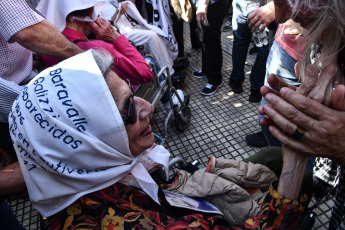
[0, 0, 43, 122]
[0, 78, 24, 122]
[0, 0, 43, 41]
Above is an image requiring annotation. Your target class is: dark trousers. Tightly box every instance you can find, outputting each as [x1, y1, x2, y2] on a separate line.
[0, 122, 17, 160]
[0, 201, 25, 230]
[171, 8, 185, 58]
[189, 8, 201, 50]
[201, 0, 227, 85]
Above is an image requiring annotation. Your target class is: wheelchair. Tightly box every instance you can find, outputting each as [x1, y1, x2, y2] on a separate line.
[134, 55, 192, 145]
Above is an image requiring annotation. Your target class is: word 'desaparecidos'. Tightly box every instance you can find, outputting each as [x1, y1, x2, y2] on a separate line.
[10, 67, 87, 150]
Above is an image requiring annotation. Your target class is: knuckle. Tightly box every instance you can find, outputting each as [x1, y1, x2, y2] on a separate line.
[310, 93, 325, 104]
[284, 106, 299, 120]
[316, 127, 328, 140]
[327, 116, 339, 128]
[297, 97, 312, 110]
[284, 123, 295, 135]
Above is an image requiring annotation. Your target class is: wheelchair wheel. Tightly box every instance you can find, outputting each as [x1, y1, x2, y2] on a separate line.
[174, 106, 191, 132]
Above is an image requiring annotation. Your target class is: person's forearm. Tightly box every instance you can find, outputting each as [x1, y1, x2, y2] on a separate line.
[12, 20, 83, 60]
[0, 162, 26, 198]
[112, 8, 121, 22]
[277, 147, 309, 200]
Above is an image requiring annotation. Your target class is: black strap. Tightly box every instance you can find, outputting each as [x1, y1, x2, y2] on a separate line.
[72, 39, 85, 44]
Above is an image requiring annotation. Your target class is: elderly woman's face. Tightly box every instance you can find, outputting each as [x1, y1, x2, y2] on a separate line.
[105, 71, 155, 156]
[273, 0, 318, 28]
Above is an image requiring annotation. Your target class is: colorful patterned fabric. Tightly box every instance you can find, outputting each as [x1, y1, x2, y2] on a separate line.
[240, 184, 308, 230]
[42, 182, 307, 230]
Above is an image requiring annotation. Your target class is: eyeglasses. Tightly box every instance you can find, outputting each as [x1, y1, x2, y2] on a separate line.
[121, 80, 137, 125]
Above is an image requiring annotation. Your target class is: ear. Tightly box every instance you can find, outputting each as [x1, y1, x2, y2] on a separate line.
[294, 62, 300, 80]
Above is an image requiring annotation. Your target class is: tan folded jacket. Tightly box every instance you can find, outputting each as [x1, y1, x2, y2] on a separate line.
[167, 157, 277, 226]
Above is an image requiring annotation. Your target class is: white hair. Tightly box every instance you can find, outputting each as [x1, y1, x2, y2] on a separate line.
[90, 49, 114, 75]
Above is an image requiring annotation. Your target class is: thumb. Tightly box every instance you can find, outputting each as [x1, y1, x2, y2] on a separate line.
[331, 85, 345, 110]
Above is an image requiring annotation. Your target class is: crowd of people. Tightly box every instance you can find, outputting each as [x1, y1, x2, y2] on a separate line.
[1, 0, 345, 229]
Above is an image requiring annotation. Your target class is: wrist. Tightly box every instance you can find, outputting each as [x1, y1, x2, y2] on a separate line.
[278, 150, 309, 200]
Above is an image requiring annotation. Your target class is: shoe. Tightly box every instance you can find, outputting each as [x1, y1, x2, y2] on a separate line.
[200, 83, 222, 96]
[245, 132, 268, 147]
[173, 57, 189, 72]
[171, 72, 186, 86]
[229, 80, 243, 93]
[248, 89, 262, 102]
[249, 46, 258, 55]
[222, 20, 232, 32]
[186, 48, 199, 57]
[192, 70, 206, 79]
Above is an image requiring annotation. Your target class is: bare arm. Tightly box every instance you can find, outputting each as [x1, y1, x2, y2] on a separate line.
[277, 147, 309, 200]
[11, 19, 83, 60]
[111, 3, 129, 23]
[0, 162, 26, 199]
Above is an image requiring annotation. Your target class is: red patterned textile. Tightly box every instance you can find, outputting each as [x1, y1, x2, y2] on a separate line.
[42, 183, 307, 230]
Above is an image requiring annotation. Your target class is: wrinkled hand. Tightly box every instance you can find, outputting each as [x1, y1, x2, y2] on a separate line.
[295, 58, 344, 106]
[89, 17, 120, 43]
[259, 74, 297, 127]
[258, 84, 345, 166]
[196, 0, 208, 27]
[247, 1, 275, 33]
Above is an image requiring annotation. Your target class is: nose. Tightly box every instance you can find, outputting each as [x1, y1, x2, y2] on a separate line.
[134, 97, 154, 120]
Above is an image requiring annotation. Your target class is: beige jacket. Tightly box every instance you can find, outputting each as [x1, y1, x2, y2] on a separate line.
[167, 157, 277, 226]
[170, 0, 193, 23]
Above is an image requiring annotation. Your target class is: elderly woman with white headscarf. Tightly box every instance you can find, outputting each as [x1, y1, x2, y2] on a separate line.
[9, 50, 309, 229]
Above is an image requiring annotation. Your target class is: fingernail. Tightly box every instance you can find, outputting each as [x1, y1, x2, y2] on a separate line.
[280, 87, 286, 94]
[265, 94, 271, 101]
[264, 105, 271, 112]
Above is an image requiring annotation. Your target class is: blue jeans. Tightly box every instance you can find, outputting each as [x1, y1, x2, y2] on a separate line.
[258, 41, 315, 172]
[259, 41, 298, 147]
[230, 0, 269, 90]
[0, 201, 25, 230]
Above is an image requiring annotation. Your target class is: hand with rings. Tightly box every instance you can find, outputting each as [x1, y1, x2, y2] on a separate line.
[292, 126, 306, 140]
[259, 74, 345, 165]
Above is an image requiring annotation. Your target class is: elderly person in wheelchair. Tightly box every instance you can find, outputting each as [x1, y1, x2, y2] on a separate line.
[9, 49, 308, 229]
[36, 0, 153, 86]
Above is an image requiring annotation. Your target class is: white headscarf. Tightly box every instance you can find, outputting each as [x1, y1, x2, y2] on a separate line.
[36, 0, 104, 32]
[95, 1, 178, 61]
[8, 50, 170, 217]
